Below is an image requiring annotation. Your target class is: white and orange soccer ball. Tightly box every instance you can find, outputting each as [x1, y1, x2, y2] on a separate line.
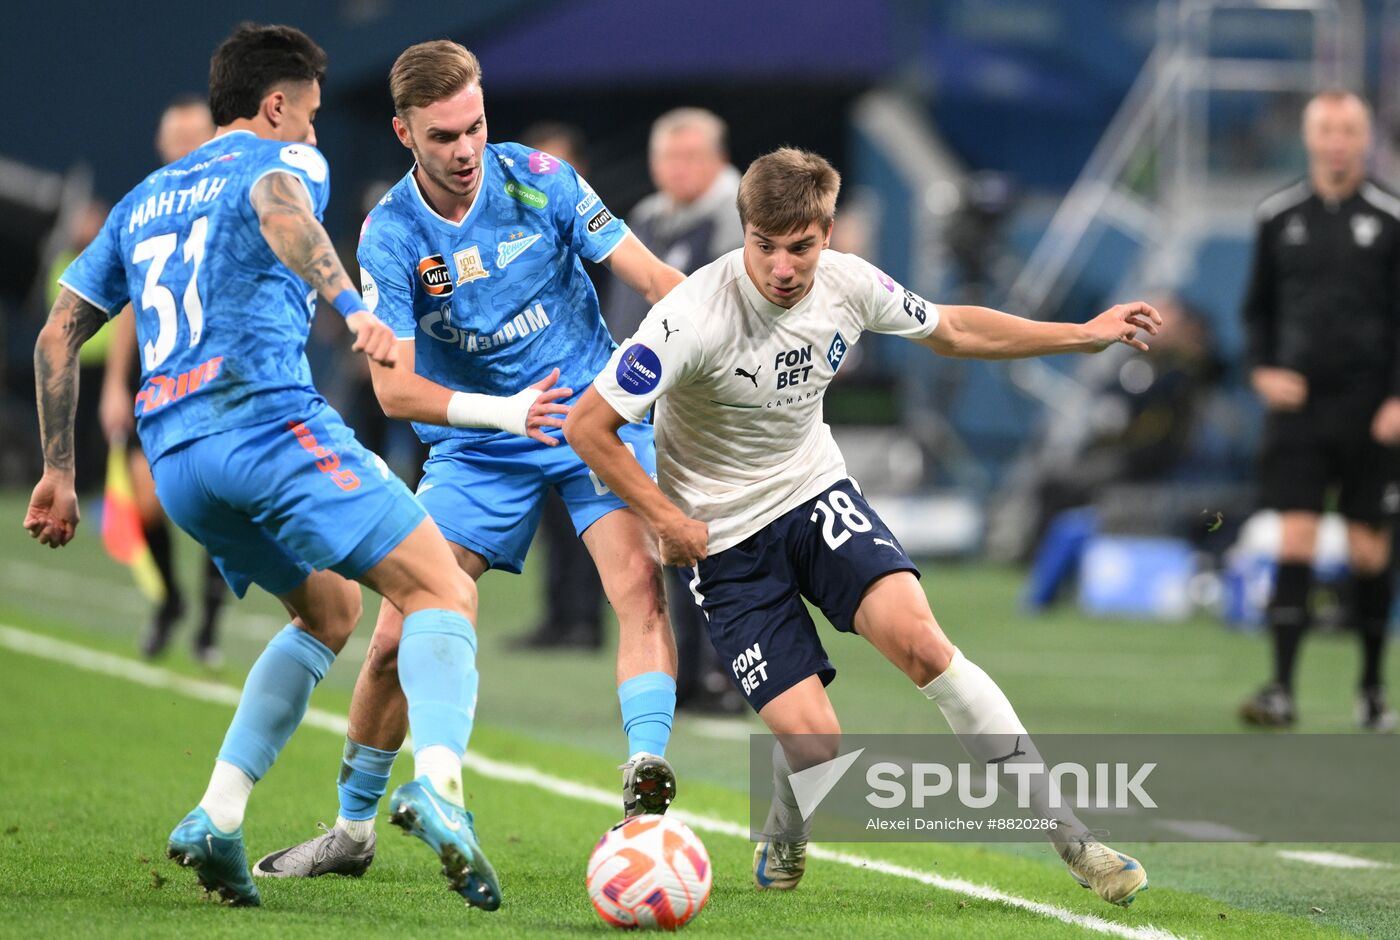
[586, 815, 712, 930]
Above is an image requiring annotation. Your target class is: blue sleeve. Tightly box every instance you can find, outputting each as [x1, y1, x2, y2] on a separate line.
[357, 215, 417, 338]
[57, 207, 128, 317]
[249, 143, 331, 219]
[550, 159, 629, 263]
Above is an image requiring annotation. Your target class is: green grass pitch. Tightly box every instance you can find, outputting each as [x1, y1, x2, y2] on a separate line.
[1, 491, 1396, 938]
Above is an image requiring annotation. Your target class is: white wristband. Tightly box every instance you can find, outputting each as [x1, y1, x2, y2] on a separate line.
[446, 387, 542, 436]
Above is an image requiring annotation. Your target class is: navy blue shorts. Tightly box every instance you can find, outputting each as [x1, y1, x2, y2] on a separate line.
[686, 479, 920, 711]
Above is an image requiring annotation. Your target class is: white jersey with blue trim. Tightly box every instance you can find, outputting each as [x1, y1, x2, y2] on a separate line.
[357, 142, 629, 449]
[592, 249, 939, 554]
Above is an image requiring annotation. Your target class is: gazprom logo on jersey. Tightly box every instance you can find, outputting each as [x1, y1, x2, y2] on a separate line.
[617, 343, 662, 395]
[827, 332, 849, 372]
[576, 178, 600, 216]
[418, 302, 551, 352]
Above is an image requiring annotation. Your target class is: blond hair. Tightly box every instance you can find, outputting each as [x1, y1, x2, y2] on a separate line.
[737, 148, 840, 235]
[389, 40, 482, 117]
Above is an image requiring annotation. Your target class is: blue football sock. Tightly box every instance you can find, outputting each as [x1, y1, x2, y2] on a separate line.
[618, 671, 676, 758]
[217, 624, 336, 781]
[398, 609, 478, 756]
[337, 739, 398, 821]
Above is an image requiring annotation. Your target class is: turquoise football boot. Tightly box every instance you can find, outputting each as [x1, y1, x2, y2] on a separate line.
[388, 778, 501, 911]
[166, 807, 261, 906]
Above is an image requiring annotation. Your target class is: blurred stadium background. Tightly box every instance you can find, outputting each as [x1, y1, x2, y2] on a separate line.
[3, 2, 1400, 936]
[9, 1, 1400, 594]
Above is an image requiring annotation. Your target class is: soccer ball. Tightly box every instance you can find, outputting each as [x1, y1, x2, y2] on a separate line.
[586, 815, 712, 929]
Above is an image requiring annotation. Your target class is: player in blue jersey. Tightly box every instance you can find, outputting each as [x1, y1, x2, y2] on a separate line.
[26, 25, 502, 911]
[252, 40, 687, 880]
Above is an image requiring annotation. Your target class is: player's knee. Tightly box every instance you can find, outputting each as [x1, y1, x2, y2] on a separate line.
[364, 628, 401, 681]
[1348, 529, 1391, 575]
[302, 581, 363, 651]
[1353, 552, 1389, 577]
[777, 727, 841, 769]
[613, 553, 667, 620]
[444, 567, 479, 622]
[900, 618, 955, 686]
[1278, 514, 1320, 563]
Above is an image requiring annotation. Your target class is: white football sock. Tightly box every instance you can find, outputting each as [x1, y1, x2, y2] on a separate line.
[198, 760, 255, 833]
[335, 815, 375, 842]
[921, 647, 1088, 851]
[763, 741, 809, 843]
[414, 744, 465, 808]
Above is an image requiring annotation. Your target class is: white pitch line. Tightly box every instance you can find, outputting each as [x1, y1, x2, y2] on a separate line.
[0, 560, 364, 659]
[1276, 850, 1393, 870]
[0, 623, 1184, 940]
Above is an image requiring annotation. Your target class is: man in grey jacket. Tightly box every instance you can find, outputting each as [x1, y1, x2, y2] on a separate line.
[604, 108, 744, 339]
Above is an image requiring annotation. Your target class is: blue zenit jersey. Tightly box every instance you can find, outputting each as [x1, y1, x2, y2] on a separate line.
[357, 142, 629, 448]
[59, 130, 331, 461]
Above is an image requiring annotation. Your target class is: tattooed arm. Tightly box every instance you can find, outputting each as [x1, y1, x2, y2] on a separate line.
[249, 170, 398, 366]
[24, 289, 107, 547]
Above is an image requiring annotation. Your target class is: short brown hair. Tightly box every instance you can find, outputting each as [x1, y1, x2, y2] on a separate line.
[389, 40, 482, 117]
[737, 148, 840, 235]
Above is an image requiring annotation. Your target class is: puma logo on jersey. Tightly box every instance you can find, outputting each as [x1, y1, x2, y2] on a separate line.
[734, 364, 761, 387]
[662, 319, 679, 342]
[872, 537, 897, 550]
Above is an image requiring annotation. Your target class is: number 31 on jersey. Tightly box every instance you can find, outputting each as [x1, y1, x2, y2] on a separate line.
[132, 215, 210, 370]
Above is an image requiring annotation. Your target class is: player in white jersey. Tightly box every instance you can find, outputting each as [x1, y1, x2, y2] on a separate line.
[566, 148, 1159, 907]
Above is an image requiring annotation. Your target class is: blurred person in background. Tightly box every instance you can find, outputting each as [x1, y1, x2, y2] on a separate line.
[510, 121, 607, 651]
[99, 95, 227, 666]
[1239, 90, 1399, 732]
[605, 107, 745, 714]
[604, 108, 742, 339]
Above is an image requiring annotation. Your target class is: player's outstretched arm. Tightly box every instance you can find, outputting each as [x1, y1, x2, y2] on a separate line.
[249, 171, 397, 366]
[918, 301, 1161, 360]
[24, 288, 106, 547]
[603, 233, 685, 305]
[564, 388, 708, 566]
[368, 343, 572, 444]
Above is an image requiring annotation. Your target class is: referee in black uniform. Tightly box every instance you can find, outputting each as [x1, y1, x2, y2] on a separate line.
[1240, 90, 1398, 731]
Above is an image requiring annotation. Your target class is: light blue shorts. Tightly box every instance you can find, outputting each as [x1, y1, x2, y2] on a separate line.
[416, 422, 655, 574]
[152, 403, 426, 597]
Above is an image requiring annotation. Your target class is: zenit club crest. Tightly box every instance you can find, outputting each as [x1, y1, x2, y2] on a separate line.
[496, 232, 543, 269]
[454, 246, 490, 284]
[417, 254, 453, 297]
